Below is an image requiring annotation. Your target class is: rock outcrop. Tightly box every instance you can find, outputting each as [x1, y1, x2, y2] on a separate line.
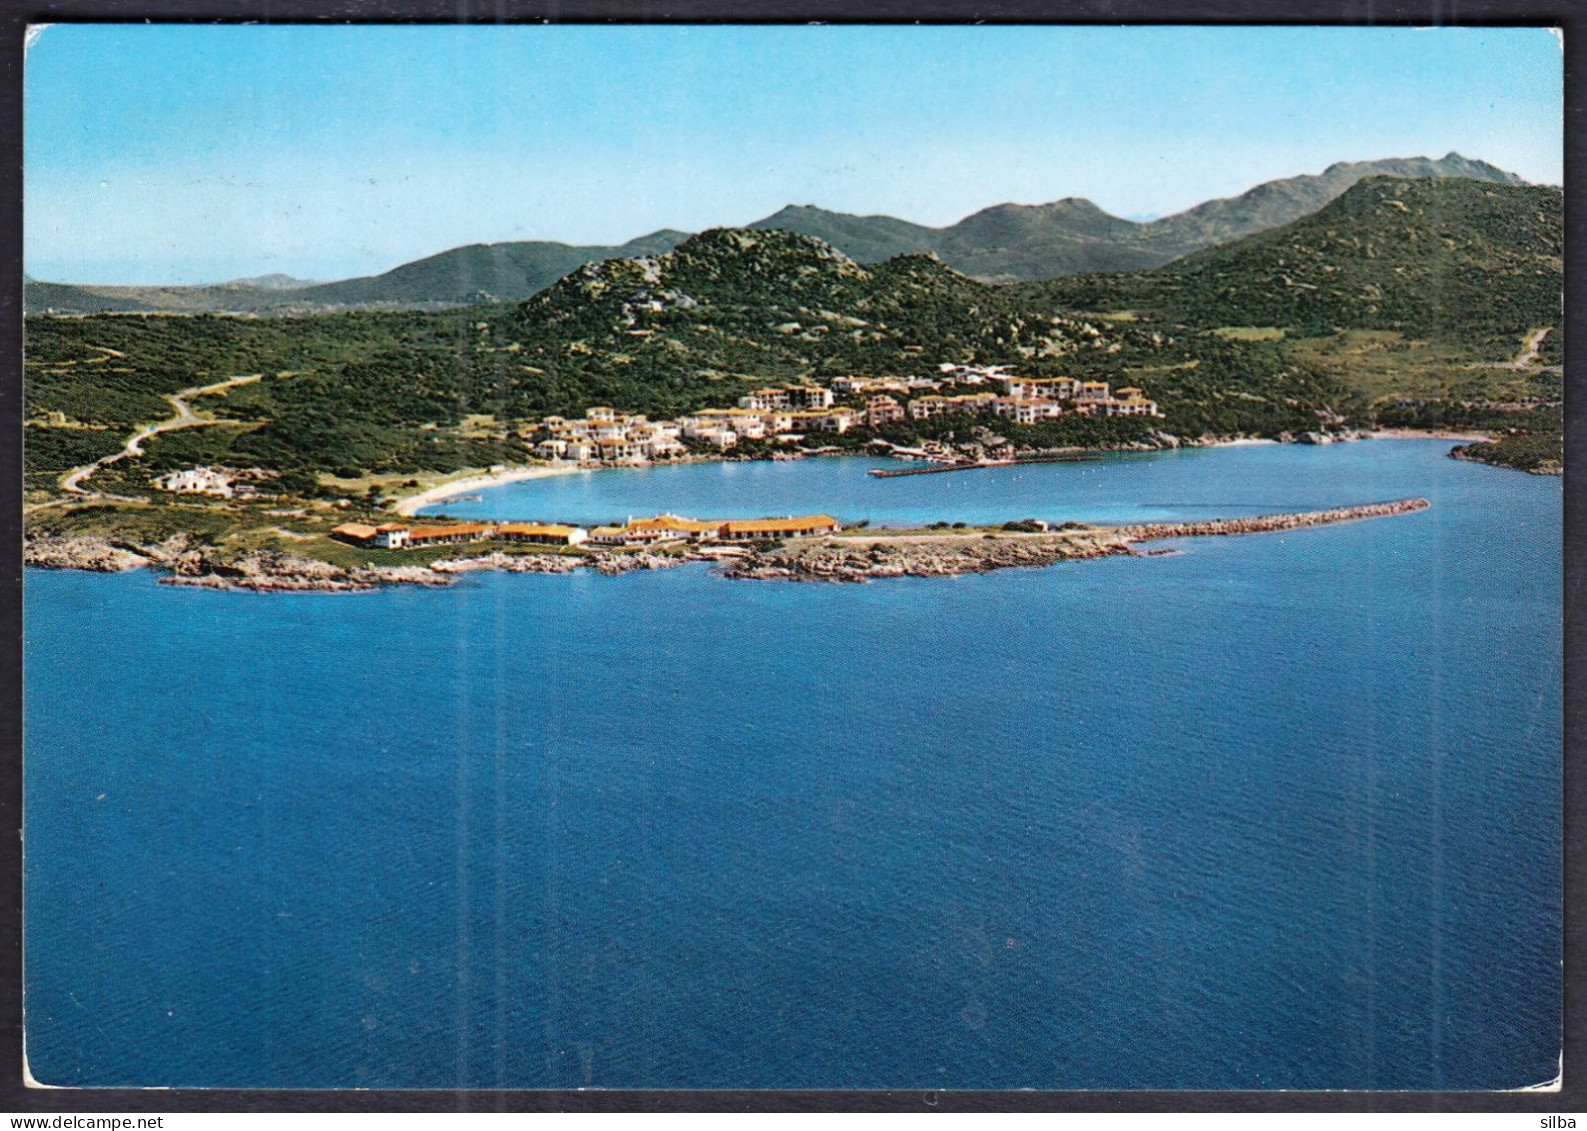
[725, 498, 1430, 582]
[25, 499, 1429, 591]
[22, 534, 151, 573]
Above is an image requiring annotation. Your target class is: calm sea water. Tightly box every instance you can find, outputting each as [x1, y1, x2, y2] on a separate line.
[421, 441, 1471, 526]
[25, 441, 1561, 1089]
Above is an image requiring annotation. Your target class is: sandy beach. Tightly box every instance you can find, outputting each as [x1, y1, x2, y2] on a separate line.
[391, 464, 586, 516]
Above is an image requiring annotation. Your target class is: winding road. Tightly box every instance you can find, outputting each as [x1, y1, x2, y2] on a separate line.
[56, 372, 263, 498]
[1509, 327, 1551, 369]
[1471, 327, 1555, 372]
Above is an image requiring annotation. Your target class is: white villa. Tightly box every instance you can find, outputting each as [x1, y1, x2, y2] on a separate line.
[157, 467, 235, 498]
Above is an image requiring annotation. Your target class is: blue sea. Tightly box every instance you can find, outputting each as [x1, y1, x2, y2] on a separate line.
[24, 440, 1561, 1089]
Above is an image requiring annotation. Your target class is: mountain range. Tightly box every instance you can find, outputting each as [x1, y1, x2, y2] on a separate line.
[24, 153, 1528, 316]
[24, 174, 1562, 490]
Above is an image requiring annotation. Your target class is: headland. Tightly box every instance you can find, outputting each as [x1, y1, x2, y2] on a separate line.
[24, 498, 1431, 592]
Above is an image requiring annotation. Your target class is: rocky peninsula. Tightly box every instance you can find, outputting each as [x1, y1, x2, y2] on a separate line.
[24, 499, 1430, 591]
[723, 499, 1430, 582]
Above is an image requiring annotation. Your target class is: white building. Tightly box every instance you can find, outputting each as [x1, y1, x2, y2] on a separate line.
[866, 395, 905, 428]
[739, 388, 791, 410]
[786, 385, 834, 410]
[1003, 377, 1081, 400]
[991, 398, 1066, 425]
[158, 467, 234, 498]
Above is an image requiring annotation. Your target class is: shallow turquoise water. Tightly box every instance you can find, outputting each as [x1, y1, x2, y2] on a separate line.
[24, 440, 1561, 1089]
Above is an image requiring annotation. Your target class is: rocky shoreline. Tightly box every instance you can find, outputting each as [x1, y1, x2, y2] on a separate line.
[1448, 443, 1563, 476]
[20, 533, 701, 592]
[723, 498, 1430, 582]
[23, 499, 1430, 591]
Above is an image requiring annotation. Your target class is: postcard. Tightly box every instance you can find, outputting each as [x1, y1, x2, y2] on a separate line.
[20, 23, 1563, 1092]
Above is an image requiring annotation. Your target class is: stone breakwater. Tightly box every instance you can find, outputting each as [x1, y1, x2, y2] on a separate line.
[1113, 497, 1432, 542]
[724, 498, 1431, 582]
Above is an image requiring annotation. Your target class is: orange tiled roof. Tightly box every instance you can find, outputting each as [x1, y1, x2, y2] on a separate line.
[407, 523, 491, 540]
[332, 523, 379, 540]
[496, 523, 581, 537]
[626, 514, 723, 533]
[721, 515, 840, 534]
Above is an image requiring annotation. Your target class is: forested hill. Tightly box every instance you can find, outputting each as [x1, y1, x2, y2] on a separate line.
[492, 227, 1147, 412]
[24, 153, 1528, 314]
[754, 152, 1527, 280]
[1032, 177, 1563, 354]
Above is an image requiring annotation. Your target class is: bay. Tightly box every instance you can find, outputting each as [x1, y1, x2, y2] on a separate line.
[23, 440, 1561, 1089]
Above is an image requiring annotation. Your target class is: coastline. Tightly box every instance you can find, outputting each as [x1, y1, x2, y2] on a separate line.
[24, 498, 1432, 591]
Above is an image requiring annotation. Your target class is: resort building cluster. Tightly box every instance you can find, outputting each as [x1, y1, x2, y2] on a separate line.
[332, 513, 843, 550]
[522, 368, 1158, 467]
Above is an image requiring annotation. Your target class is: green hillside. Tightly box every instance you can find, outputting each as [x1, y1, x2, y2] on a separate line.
[1038, 177, 1563, 354]
[290, 230, 690, 307]
[756, 153, 1526, 281]
[24, 174, 1563, 501]
[23, 231, 691, 316]
[746, 205, 939, 262]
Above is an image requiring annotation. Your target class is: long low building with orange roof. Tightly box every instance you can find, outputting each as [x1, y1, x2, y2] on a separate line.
[589, 513, 843, 545]
[495, 522, 588, 546]
[403, 523, 495, 547]
[335, 513, 840, 551]
[718, 515, 842, 540]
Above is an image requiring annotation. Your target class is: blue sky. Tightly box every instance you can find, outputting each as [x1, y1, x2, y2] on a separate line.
[25, 24, 1563, 285]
